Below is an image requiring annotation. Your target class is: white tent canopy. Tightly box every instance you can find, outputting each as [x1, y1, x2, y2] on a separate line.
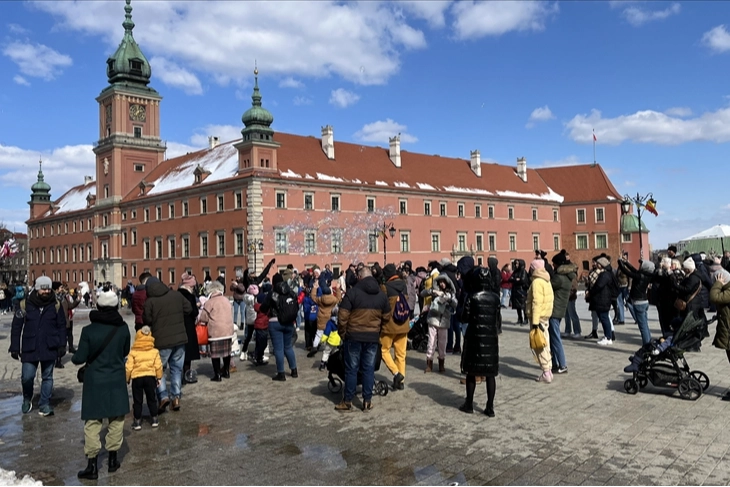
[681, 224, 730, 241]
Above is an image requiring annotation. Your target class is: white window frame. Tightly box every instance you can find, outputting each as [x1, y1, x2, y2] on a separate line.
[183, 236, 190, 258]
[200, 234, 209, 257]
[275, 231, 288, 254]
[533, 234, 540, 251]
[200, 197, 208, 215]
[439, 202, 447, 217]
[217, 233, 225, 256]
[576, 208, 586, 224]
[488, 233, 497, 252]
[458, 203, 465, 218]
[595, 207, 605, 223]
[532, 208, 538, 221]
[431, 232, 440, 252]
[509, 234, 516, 252]
[304, 231, 316, 255]
[424, 201, 431, 216]
[508, 206, 514, 220]
[169, 203, 175, 219]
[622, 233, 632, 243]
[475, 233, 484, 252]
[400, 231, 410, 253]
[475, 204, 482, 218]
[595, 233, 608, 250]
[399, 199, 407, 215]
[304, 192, 314, 211]
[182, 201, 189, 217]
[331, 229, 343, 254]
[366, 197, 375, 213]
[217, 194, 224, 212]
[457, 232, 467, 252]
[553, 209, 559, 222]
[330, 194, 340, 212]
[553, 234, 560, 251]
[155, 238, 162, 259]
[576, 234, 589, 250]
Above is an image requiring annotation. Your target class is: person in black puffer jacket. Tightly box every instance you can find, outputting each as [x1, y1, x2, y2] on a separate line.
[459, 266, 500, 417]
[590, 257, 617, 345]
[509, 259, 528, 325]
[617, 258, 655, 345]
[260, 273, 299, 381]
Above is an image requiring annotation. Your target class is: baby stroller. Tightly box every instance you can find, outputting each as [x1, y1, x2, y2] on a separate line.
[623, 311, 712, 401]
[326, 346, 388, 396]
[407, 312, 428, 352]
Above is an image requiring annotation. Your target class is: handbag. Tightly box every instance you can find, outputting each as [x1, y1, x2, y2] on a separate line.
[77, 325, 120, 383]
[529, 324, 547, 350]
[674, 282, 701, 311]
[196, 324, 209, 345]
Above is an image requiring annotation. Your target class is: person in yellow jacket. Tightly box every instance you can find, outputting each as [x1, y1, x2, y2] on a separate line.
[526, 259, 554, 383]
[125, 326, 163, 430]
[318, 307, 341, 371]
[421, 261, 441, 309]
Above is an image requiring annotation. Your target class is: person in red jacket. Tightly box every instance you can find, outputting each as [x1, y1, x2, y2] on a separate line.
[252, 294, 270, 366]
[500, 264, 512, 309]
[132, 272, 151, 331]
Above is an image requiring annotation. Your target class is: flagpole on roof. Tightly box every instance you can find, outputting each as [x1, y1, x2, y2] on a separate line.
[593, 129, 596, 167]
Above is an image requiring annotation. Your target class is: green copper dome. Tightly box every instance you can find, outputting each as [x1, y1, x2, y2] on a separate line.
[241, 69, 274, 139]
[31, 160, 51, 203]
[106, 0, 152, 86]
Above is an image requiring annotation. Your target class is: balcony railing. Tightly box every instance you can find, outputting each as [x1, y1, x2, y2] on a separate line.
[93, 134, 167, 149]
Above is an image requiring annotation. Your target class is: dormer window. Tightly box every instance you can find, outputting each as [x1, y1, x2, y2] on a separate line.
[107, 59, 115, 72]
[130, 59, 143, 72]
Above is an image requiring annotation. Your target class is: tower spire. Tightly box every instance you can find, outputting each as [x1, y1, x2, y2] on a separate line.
[123, 0, 135, 34]
[252, 63, 261, 107]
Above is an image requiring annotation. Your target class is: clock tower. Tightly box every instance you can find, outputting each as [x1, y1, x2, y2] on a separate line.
[91, 0, 165, 286]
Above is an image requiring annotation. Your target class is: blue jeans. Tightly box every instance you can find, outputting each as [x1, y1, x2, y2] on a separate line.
[269, 320, 297, 373]
[617, 287, 628, 322]
[233, 300, 244, 329]
[564, 301, 581, 335]
[343, 340, 377, 403]
[446, 314, 461, 350]
[548, 317, 566, 369]
[22, 360, 55, 407]
[597, 311, 612, 339]
[500, 288, 511, 308]
[632, 302, 651, 345]
[296, 305, 303, 330]
[158, 344, 185, 401]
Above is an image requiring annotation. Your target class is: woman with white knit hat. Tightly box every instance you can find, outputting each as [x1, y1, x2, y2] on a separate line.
[673, 257, 705, 326]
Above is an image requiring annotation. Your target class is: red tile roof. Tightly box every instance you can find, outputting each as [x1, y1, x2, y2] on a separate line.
[535, 164, 621, 203]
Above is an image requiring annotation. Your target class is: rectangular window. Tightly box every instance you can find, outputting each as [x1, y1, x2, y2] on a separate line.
[104, 185, 109, 198]
[134, 164, 144, 172]
[399, 199, 407, 215]
[368, 233, 377, 253]
[132, 229, 137, 246]
[595, 233, 608, 249]
[102, 214, 108, 227]
[64, 247, 68, 262]
[439, 202, 446, 217]
[476, 234, 484, 252]
[218, 234, 225, 255]
[88, 244, 92, 261]
[577, 208, 586, 224]
[304, 193, 314, 210]
[331, 195, 340, 212]
[169, 269, 176, 285]
[275, 231, 288, 254]
[595, 207, 605, 223]
[155, 239, 162, 259]
[304, 231, 316, 254]
[458, 204, 464, 218]
[64, 222, 68, 234]
[488, 233, 496, 252]
[88, 218, 92, 230]
[553, 209, 559, 222]
[532, 208, 538, 221]
[331, 229, 343, 254]
[131, 210, 137, 220]
[509, 234, 516, 252]
[169, 203, 175, 219]
[144, 208, 149, 222]
[366, 197, 375, 213]
[475, 205, 481, 218]
[553, 235, 560, 251]
[122, 232, 128, 246]
[201, 235, 209, 257]
[101, 243, 108, 260]
[79, 246, 84, 262]
[508, 207, 514, 220]
[72, 246, 77, 263]
[156, 206, 161, 221]
[217, 195, 224, 212]
[183, 236, 190, 258]
[576, 234, 589, 250]
[183, 201, 189, 217]
[50, 248, 54, 264]
[431, 233, 440, 252]
[133, 126, 142, 138]
[121, 213, 126, 222]
[457, 233, 466, 252]
[132, 264, 137, 277]
[201, 197, 207, 215]
[156, 270, 162, 281]
[235, 192, 243, 209]
[622, 233, 632, 243]
[400, 232, 410, 253]
[275, 191, 286, 209]
[488, 205, 494, 219]
[169, 238, 176, 258]
[533, 234, 540, 251]
[236, 233, 244, 255]
[424, 201, 431, 216]
[50, 225, 54, 236]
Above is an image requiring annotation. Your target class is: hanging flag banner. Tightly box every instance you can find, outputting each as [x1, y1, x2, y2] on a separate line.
[644, 198, 658, 216]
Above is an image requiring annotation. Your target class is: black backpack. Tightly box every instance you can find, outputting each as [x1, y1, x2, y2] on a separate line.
[392, 292, 411, 324]
[275, 291, 299, 324]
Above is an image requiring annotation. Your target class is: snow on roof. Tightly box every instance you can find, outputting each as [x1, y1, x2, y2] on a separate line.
[351, 178, 362, 184]
[304, 173, 315, 179]
[316, 172, 344, 182]
[47, 180, 96, 216]
[375, 180, 388, 186]
[495, 187, 564, 203]
[444, 185, 493, 196]
[280, 169, 302, 178]
[148, 143, 238, 196]
[417, 182, 436, 190]
[394, 182, 410, 188]
[607, 196, 616, 200]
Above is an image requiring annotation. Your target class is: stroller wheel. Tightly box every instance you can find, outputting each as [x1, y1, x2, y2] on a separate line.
[327, 378, 342, 393]
[624, 379, 638, 395]
[375, 381, 389, 397]
[678, 376, 702, 401]
[690, 370, 710, 391]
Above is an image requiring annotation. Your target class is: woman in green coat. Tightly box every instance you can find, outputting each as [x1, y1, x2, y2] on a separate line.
[72, 289, 131, 480]
[711, 271, 730, 401]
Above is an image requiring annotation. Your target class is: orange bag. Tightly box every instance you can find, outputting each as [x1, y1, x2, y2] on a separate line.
[196, 324, 208, 345]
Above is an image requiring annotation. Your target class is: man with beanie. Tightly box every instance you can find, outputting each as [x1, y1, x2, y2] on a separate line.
[9, 276, 67, 416]
[379, 264, 409, 391]
[617, 256, 655, 345]
[143, 277, 193, 412]
[548, 251, 575, 374]
[590, 257, 619, 345]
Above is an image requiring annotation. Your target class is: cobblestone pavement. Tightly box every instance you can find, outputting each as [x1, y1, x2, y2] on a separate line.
[2, 300, 730, 486]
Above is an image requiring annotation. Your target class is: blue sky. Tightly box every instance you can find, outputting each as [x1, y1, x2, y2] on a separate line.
[1, 0, 729, 248]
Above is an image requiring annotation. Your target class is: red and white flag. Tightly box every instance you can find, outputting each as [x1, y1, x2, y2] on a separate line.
[593, 131, 597, 142]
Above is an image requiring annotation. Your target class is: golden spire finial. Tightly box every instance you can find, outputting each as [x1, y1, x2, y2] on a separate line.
[254, 59, 258, 76]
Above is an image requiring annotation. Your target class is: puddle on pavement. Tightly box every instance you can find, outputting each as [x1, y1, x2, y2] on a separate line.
[277, 443, 301, 456]
[299, 444, 346, 471]
[70, 400, 81, 413]
[235, 433, 249, 450]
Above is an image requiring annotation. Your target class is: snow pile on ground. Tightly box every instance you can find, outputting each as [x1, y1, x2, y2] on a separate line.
[0, 468, 42, 486]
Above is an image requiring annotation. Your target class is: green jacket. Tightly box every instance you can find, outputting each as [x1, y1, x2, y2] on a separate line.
[711, 280, 730, 350]
[551, 263, 578, 319]
[72, 309, 131, 421]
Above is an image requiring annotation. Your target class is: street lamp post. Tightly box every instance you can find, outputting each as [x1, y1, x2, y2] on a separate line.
[247, 239, 264, 275]
[621, 192, 653, 260]
[373, 222, 396, 267]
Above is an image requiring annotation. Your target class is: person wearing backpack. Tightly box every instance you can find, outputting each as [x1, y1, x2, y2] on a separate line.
[307, 277, 341, 358]
[12, 283, 26, 312]
[379, 264, 410, 390]
[8, 276, 66, 417]
[260, 273, 299, 381]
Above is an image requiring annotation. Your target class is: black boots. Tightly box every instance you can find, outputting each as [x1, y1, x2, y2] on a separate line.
[108, 451, 121, 473]
[290, 368, 298, 378]
[221, 357, 231, 379]
[459, 402, 474, 414]
[78, 457, 98, 480]
[272, 372, 286, 381]
[55, 357, 64, 369]
[438, 359, 445, 373]
[211, 358, 222, 381]
[393, 373, 405, 390]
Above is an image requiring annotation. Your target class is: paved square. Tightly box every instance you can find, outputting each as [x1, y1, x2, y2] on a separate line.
[2, 299, 730, 486]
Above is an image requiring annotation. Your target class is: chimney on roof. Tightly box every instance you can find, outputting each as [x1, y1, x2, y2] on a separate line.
[470, 150, 481, 177]
[321, 125, 334, 159]
[389, 134, 401, 168]
[208, 136, 220, 149]
[516, 157, 527, 183]
[84, 176, 93, 184]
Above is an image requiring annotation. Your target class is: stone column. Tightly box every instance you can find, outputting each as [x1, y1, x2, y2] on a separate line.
[246, 179, 264, 274]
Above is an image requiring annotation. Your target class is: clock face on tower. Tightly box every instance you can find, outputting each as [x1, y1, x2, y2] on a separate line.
[129, 104, 146, 122]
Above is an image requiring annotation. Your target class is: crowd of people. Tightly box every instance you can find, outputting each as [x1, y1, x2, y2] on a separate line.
[8, 242, 730, 479]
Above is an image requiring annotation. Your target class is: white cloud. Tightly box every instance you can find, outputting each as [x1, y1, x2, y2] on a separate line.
[540, 155, 589, 167]
[329, 88, 360, 108]
[2, 41, 72, 80]
[149, 57, 203, 95]
[399, 1, 451, 28]
[293, 96, 313, 106]
[664, 106, 692, 117]
[703, 25, 730, 53]
[34, 1, 430, 86]
[451, 1, 558, 40]
[565, 106, 730, 145]
[354, 119, 418, 144]
[526, 105, 555, 128]
[189, 124, 242, 147]
[7, 24, 29, 34]
[13, 75, 30, 86]
[621, 2, 680, 27]
[0, 207, 29, 233]
[278, 77, 304, 89]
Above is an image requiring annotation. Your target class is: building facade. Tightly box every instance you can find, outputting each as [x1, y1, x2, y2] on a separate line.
[26, 1, 646, 287]
[0, 229, 28, 284]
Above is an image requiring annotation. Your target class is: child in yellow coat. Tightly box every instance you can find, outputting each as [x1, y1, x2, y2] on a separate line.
[125, 326, 163, 430]
[318, 307, 341, 371]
